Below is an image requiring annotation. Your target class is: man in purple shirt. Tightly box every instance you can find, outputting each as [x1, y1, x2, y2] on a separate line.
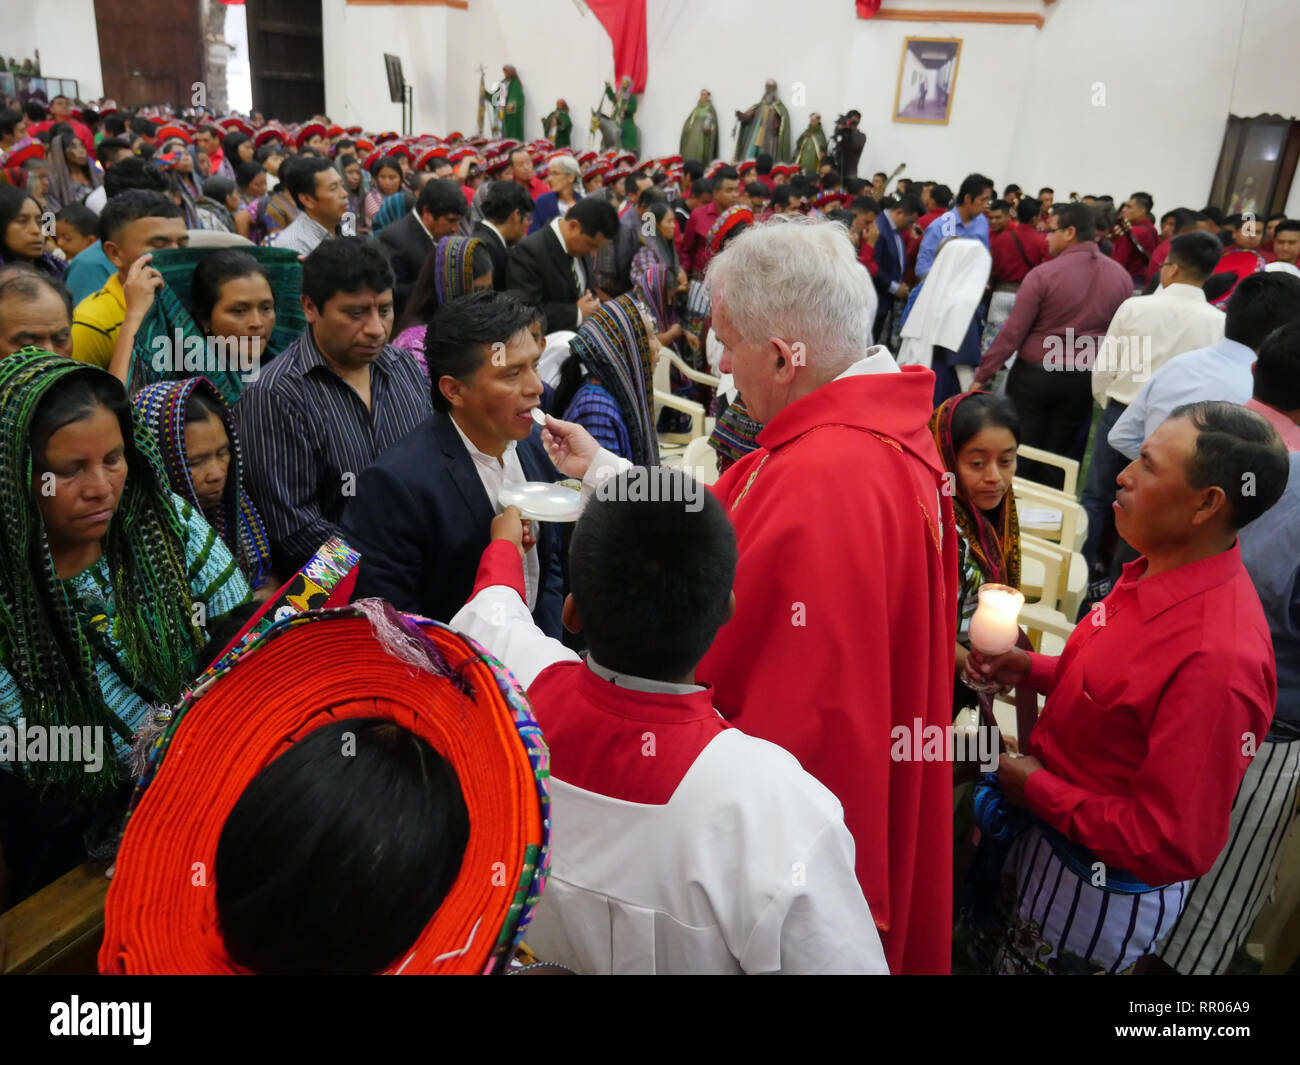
[974, 202, 1133, 487]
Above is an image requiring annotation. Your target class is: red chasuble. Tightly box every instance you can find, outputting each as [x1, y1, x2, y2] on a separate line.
[698, 365, 958, 974]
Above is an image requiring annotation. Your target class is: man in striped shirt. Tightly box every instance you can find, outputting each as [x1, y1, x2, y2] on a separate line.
[238, 237, 432, 576]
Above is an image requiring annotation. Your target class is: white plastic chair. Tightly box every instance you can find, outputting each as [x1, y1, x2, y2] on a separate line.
[680, 435, 719, 486]
[1015, 480, 1087, 553]
[1016, 443, 1080, 497]
[1022, 532, 1087, 621]
[653, 348, 707, 446]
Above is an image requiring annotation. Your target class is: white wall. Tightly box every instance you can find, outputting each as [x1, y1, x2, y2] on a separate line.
[6, 0, 105, 100]
[312, 0, 1300, 217]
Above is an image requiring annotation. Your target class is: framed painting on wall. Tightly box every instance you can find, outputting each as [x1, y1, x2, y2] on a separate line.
[1208, 114, 1299, 220]
[892, 36, 962, 125]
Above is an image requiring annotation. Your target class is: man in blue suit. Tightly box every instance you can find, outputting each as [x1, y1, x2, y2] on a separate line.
[344, 290, 566, 636]
[872, 193, 922, 343]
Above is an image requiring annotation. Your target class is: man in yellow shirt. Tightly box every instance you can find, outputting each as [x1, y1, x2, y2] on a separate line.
[71, 191, 188, 368]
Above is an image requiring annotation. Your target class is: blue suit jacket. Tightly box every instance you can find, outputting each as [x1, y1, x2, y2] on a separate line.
[873, 211, 905, 293]
[342, 409, 565, 637]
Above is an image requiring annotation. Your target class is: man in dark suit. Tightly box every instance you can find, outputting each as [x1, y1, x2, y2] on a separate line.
[344, 291, 566, 636]
[872, 192, 922, 342]
[509, 195, 619, 333]
[375, 177, 466, 319]
[472, 180, 534, 292]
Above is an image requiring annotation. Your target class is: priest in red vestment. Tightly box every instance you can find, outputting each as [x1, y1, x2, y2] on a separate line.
[542, 217, 958, 974]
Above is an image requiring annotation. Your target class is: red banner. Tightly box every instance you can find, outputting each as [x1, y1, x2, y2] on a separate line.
[586, 0, 648, 94]
[856, 0, 882, 17]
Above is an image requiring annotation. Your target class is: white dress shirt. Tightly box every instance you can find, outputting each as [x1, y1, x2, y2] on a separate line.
[549, 216, 586, 315]
[1108, 337, 1257, 459]
[1091, 283, 1225, 408]
[449, 415, 539, 609]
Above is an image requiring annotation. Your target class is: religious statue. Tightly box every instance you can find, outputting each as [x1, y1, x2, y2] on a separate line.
[794, 112, 827, 174]
[543, 99, 573, 148]
[680, 88, 719, 163]
[733, 79, 792, 163]
[497, 64, 525, 142]
[604, 75, 639, 155]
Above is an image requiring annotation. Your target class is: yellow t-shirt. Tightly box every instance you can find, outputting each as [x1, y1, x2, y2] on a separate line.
[71, 273, 125, 369]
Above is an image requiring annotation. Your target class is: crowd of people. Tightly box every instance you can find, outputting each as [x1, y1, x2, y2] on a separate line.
[1, 91, 1299, 978]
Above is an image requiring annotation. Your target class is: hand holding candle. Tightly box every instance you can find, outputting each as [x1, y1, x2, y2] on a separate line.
[963, 583, 1025, 693]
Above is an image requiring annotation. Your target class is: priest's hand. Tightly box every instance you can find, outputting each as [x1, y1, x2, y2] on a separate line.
[540, 415, 599, 478]
[967, 646, 1031, 689]
[997, 751, 1044, 807]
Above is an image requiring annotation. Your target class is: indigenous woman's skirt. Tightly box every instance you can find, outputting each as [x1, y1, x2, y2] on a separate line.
[964, 823, 1188, 974]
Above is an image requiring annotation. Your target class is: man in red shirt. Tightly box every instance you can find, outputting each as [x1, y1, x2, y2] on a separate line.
[507, 147, 550, 201]
[1108, 192, 1158, 286]
[1143, 207, 1202, 292]
[916, 183, 951, 232]
[984, 198, 1047, 349]
[26, 95, 96, 157]
[679, 165, 738, 279]
[1035, 186, 1055, 231]
[966, 400, 1287, 974]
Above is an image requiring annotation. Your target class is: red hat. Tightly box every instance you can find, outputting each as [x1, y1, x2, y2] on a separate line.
[449, 145, 477, 165]
[576, 150, 597, 167]
[704, 160, 727, 179]
[155, 124, 193, 146]
[446, 131, 465, 143]
[375, 130, 401, 145]
[738, 158, 757, 175]
[1210, 249, 1268, 307]
[415, 145, 450, 171]
[326, 125, 344, 138]
[484, 150, 511, 175]
[386, 141, 412, 159]
[0, 138, 45, 169]
[605, 165, 632, 185]
[581, 159, 610, 182]
[707, 205, 755, 252]
[658, 155, 683, 170]
[148, 115, 167, 126]
[497, 139, 521, 155]
[615, 151, 637, 168]
[295, 122, 327, 149]
[354, 137, 375, 155]
[99, 101, 119, 117]
[345, 125, 363, 136]
[813, 190, 847, 210]
[220, 116, 254, 136]
[253, 123, 287, 149]
[771, 163, 798, 180]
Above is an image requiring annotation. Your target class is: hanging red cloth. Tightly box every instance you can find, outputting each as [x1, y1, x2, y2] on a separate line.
[586, 0, 648, 94]
[857, 0, 882, 17]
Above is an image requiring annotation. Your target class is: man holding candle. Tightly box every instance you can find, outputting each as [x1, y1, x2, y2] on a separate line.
[540, 217, 959, 975]
[964, 401, 1289, 974]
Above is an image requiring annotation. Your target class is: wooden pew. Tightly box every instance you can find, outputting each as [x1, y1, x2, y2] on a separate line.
[0, 860, 110, 974]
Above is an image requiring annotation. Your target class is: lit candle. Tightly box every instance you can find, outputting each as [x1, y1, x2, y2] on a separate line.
[968, 583, 1024, 656]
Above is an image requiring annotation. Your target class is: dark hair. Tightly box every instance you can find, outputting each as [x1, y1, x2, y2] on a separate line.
[97, 189, 183, 245]
[896, 193, 924, 218]
[988, 199, 1011, 214]
[221, 131, 250, 163]
[1171, 400, 1289, 529]
[567, 195, 620, 239]
[0, 109, 25, 138]
[755, 152, 773, 175]
[55, 202, 99, 238]
[957, 173, 993, 207]
[1130, 191, 1154, 214]
[95, 136, 133, 168]
[1165, 206, 1201, 234]
[639, 200, 672, 232]
[1200, 205, 1225, 226]
[286, 156, 335, 210]
[415, 177, 467, 221]
[399, 240, 493, 334]
[826, 208, 854, 228]
[423, 290, 534, 411]
[0, 187, 41, 263]
[1015, 197, 1041, 225]
[929, 183, 953, 209]
[713, 165, 740, 184]
[1201, 273, 1236, 304]
[215, 717, 469, 974]
[185, 387, 225, 425]
[104, 115, 127, 137]
[480, 180, 533, 225]
[103, 155, 168, 198]
[370, 156, 402, 181]
[820, 171, 842, 191]
[1274, 219, 1300, 238]
[637, 187, 666, 211]
[128, 116, 155, 139]
[0, 263, 75, 324]
[191, 249, 272, 329]
[951, 392, 1021, 455]
[1224, 272, 1300, 349]
[1052, 202, 1096, 241]
[689, 178, 712, 199]
[772, 185, 796, 209]
[789, 173, 816, 198]
[202, 175, 236, 203]
[302, 236, 394, 309]
[30, 368, 133, 469]
[23, 101, 46, 123]
[232, 161, 263, 192]
[254, 142, 283, 165]
[1253, 320, 1300, 412]
[845, 177, 869, 197]
[1003, 184, 1022, 198]
[1165, 231, 1222, 283]
[1038, 186, 1054, 196]
[682, 159, 704, 182]
[569, 471, 738, 679]
[849, 195, 877, 215]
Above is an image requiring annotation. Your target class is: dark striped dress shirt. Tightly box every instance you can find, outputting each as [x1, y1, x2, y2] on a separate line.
[236, 328, 433, 574]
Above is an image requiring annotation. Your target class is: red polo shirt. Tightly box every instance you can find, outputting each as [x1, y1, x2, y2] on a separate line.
[679, 201, 720, 277]
[1021, 543, 1276, 887]
[1109, 218, 1158, 281]
[916, 209, 945, 232]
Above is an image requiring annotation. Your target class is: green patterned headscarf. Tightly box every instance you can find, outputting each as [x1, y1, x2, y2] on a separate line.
[0, 349, 204, 796]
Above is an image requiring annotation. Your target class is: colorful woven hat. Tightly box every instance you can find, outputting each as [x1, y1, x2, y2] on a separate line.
[576, 150, 597, 167]
[326, 124, 344, 138]
[98, 603, 551, 975]
[737, 159, 756, 176]
[354, 137, 375, 155]
[295, 122, 327, 149]
[219, 116, 253, 137]
[0, 138, 45, 169]
[707, 204, 754, 252]
[415, 145, 449, 171]
[345, 125, 363, 136]
[1211, 248, 1268, 307]
[253, 123, 286, 149]
[703, 160, 727, 179]
[155, 123, 192, 146]
[449, 145, 477, 166]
